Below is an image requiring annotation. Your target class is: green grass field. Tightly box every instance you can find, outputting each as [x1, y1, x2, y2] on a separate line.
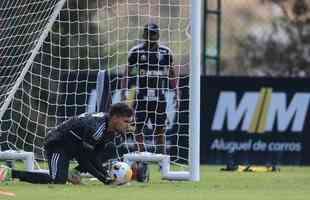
[1, 165, 310, 200]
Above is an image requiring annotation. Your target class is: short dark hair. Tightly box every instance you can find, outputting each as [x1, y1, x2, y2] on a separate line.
[143, 23, 159, 41]
[109, 103, 133, 118]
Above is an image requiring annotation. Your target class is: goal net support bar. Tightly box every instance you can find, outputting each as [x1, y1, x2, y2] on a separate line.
[124, 152, 190, 180]
[0, 151, 49, 173]
[0, 151, 33, 171]
[0, 151, 191, 180]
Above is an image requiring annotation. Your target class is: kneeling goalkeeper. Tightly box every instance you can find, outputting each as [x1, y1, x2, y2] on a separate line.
[0, 103, 133, 184]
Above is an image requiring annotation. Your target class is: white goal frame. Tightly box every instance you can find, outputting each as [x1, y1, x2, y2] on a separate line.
[0, 0, 201, 181]
[190, 0, 201, 182]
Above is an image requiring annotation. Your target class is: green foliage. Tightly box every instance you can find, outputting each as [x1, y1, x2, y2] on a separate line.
[1, 165, 310, 200]
[234, 0, 310, 76]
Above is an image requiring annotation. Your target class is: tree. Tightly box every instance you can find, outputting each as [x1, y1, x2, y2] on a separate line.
[238, 0, 310, 76]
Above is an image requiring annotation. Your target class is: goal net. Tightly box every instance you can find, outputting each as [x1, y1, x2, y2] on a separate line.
[0, 0, 199, 180]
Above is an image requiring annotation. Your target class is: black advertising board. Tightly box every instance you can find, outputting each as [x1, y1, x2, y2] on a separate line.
[201, 76, 310, 165]
[58, 72, 310, 165]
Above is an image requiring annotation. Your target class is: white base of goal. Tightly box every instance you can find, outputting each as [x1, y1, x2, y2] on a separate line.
[0, 150, 48, 173]
[0, 151, 191, 180]
[123, 152, 190, 180]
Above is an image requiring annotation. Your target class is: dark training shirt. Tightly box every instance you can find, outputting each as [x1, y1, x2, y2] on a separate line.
[44, 112, 120, 183]
[128, 43, 173, 100]
[45, 113, 114, 153]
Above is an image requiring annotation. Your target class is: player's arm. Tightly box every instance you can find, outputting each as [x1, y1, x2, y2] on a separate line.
[76, 156, 112, 184]
[121, 65, 132, 101]
[76, 133, 116, 184]
[168, 55, 180, 109]
[169, 65, 177, 89]
[121, 49, 137, 101]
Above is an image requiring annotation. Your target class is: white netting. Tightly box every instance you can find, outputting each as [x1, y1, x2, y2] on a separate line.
[0, 0, 191, 169]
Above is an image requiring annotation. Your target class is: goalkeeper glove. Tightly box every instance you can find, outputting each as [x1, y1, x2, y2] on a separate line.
[68, 168, 82, 185]
[131, 161, 150, 183]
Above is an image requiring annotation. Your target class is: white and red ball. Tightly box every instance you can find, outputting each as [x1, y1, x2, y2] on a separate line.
[110, 162, 133, 185]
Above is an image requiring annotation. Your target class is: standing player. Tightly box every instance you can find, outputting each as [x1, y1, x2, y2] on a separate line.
[0, 103, 133, 184]
[122, 23, 179, 154]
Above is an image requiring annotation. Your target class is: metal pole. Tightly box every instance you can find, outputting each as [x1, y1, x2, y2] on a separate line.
[190, 0, 202, 181]
[202, 0, 207, 76]
[216, 0, 222, 75]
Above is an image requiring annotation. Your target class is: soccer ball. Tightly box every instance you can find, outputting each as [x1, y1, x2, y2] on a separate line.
[110, 162, 133, 185]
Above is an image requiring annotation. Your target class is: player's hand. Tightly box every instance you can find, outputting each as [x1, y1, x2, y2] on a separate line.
[126, 124, 136, 133]
[174, 96, 180, 111]
[174, 90, 181, 111]
[103, 176, 114, 185]
[68, 169, 82, 185]
[120, 90, 127, 102]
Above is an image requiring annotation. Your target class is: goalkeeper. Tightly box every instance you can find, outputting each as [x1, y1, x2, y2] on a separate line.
[122, 23, 179, 154]
[0, 103, 133, 184]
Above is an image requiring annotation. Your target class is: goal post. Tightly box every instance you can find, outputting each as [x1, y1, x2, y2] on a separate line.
[0, 0, 201, 181]
[190, 0, 202, 182]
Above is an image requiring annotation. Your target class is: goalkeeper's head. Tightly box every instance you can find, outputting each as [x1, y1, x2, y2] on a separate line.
[143, 23, 160, 43]
[108, 103, 133, 134]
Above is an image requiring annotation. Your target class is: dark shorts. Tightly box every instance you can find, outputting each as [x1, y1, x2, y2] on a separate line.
[134, 100, 167, 132]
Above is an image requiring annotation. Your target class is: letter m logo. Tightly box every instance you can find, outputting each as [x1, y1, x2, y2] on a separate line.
[211, 89, 310, 133]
